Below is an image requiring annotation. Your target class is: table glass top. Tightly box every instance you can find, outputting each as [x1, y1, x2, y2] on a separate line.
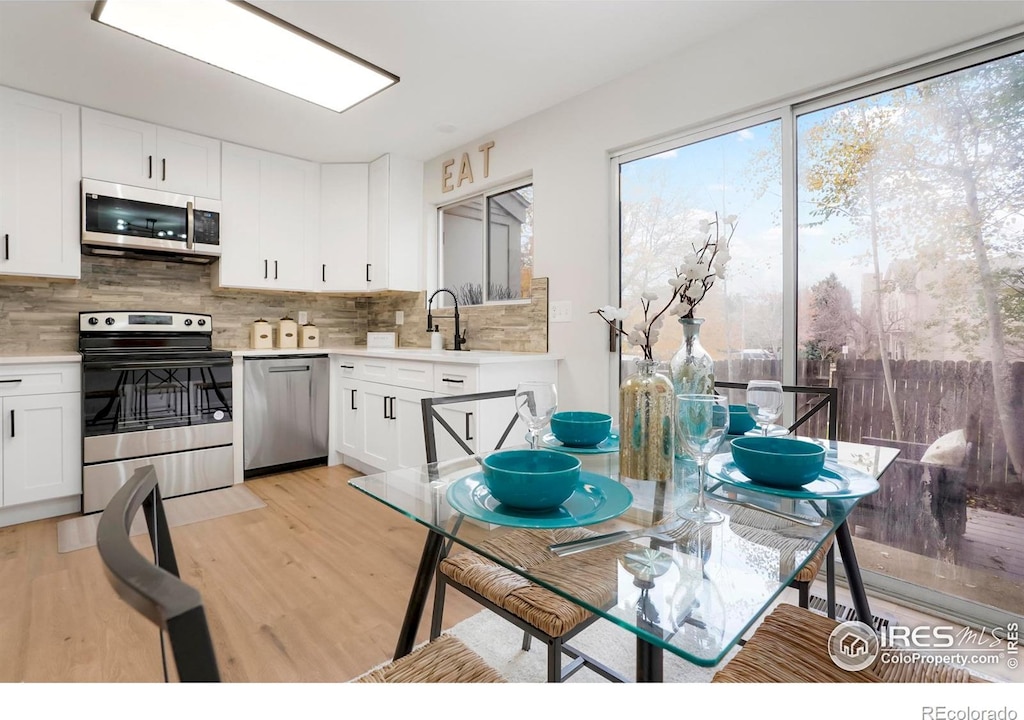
[348, 440, 899, 667]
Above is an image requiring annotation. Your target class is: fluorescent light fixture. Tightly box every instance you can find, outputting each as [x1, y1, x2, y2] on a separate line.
[92, 0, 398, 113]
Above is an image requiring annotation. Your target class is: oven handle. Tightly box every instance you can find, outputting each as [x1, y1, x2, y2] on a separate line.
[84, 359, 232, 371]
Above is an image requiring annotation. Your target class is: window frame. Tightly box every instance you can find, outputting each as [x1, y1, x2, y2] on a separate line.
[436, 177, 535, 307]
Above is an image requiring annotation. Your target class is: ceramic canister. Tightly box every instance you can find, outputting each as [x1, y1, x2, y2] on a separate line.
[276, 316, 299, 348]
[299, 322, 321, 348]
[251, 318, 273, 349]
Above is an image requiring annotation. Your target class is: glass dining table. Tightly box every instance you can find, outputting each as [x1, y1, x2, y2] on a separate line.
[348, 438, 900, 682]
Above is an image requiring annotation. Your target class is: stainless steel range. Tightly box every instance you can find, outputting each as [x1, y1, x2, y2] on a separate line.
[79, 311, 234, 514]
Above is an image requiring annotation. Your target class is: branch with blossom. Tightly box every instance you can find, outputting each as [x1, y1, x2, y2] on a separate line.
[593, 213, 737, 360]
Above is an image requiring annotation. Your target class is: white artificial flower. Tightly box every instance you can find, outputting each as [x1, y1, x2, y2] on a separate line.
[725, 214, 738, 225]
[627, 331, 645, 346]
[719, 234, 729, 245]
[599, 305, 618, 317]
[652, 316, 665, 330]
[668, 275, 685, 290]
[685, 284, 702, 302]
[698, 219, 710, 234]
[641, 291, 658, 302]
[682, 258, 705, 281]
[713, 262, 727, 279]
[669, 303, 683, 316]
[633, 322, 647, 332]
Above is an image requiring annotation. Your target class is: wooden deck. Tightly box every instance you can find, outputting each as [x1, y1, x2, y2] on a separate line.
[961, 507, 1024, 582]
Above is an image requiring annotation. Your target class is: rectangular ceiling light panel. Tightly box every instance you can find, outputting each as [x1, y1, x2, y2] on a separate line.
[93, 0, 398, 113]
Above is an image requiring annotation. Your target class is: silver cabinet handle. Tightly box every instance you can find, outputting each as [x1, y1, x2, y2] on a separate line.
[268, 366, 310, 373]
[186, 200, 194, 250]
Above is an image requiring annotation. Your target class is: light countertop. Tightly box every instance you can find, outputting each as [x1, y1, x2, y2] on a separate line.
[224, 347, 561, 364]
[0, 352, 82, 366]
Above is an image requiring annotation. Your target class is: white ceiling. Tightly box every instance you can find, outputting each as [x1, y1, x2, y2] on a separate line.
[0, 1, 772, 163]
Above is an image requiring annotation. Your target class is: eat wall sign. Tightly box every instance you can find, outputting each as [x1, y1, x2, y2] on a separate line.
[441, 141, 495, 193]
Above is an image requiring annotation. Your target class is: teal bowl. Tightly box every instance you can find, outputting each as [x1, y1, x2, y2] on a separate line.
[730, 436, 826, 489]
[727, 404, 756, 435]
[550, 411, 613, 447]
[481, 449, 582, 510]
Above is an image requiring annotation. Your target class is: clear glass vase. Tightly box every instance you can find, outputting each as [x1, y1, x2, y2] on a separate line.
[618, 358, 674, 482]
[670, 318, 715, 458]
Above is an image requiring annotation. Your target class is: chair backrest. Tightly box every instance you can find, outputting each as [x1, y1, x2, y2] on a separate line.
[96, 465, 220, 682]
[714, 381, 838, 440]
[421, 389, 520, 463]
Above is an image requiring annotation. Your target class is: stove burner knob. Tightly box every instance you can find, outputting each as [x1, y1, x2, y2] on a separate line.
[197, 318, 206, 327]
[104, 317, 115, 326]
[88, 317, 99, 326]
[184, 319, 193, 326]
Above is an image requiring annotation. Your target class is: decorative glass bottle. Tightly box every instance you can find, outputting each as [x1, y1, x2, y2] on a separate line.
[669, 317, 715, 458]
[618, 358, 674, 482]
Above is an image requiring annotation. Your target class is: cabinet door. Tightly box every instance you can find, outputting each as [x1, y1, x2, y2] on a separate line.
[366, 154, 389, 290]
[434, 401, 478, 463]
[392, 386, 427, 470]
[2, 392, 81, 507]
[360, 384, 393, 471]
[81, 108, 157, 187]
[260, 153, 314, 290]
[383, 154, 424, 292]
[318, 163, 368, 291]
[157, 126, 221, 199]
[218, 143, 264, 287]
[0, 87, 81, 279]
[338, 378, 365, 460]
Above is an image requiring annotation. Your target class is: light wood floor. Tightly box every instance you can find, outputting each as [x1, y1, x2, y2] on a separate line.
[0, 464, 481, 682]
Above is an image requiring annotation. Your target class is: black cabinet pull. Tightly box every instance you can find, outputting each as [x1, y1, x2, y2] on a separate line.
[351, 388, 357, 411]
[383, 395, 389, 419]
[389, 396, 396, 420]
[366, 264, 371, 282]
[3, 233, 8, 260]
[0, 379, 23, 384]
[274, 260, 279, 280]
[161, 157, 166, 181]
[322, 264, 326, 283]
[465, 412, 473, 441]
[10, 410, 14, 438]
[339, 364, 354, 370]
[148, 155, 153, 179]
[443, 377, 464, 384]
[264, 259, 268, 279]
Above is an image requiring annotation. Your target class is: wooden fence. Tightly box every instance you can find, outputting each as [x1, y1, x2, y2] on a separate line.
[713, 358, 1024, 487]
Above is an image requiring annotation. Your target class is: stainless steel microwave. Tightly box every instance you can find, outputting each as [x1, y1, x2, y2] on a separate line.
[81, 179, 221, 263]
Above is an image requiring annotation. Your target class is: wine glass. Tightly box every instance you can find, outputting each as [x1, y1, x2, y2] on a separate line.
[675, 394, 729, 525]
[746, 380, 783, 436]
[516, 382, 557, 449]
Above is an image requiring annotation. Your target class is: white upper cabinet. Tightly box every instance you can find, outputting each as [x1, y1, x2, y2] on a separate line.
[367, 154, 423, 292]
[81, 108, 221, 198]
[216, 142, 318, 292]
[318, 163, 369, 292]
[0, 87, 81, 279]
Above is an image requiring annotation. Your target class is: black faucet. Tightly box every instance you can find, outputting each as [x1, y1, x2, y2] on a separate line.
[426, 288, 466, 351]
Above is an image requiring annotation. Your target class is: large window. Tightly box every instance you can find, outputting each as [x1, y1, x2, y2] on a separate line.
[618, 119, 783, 383]
[617, 41, 1024, 624]
[438, 183, 533, 306]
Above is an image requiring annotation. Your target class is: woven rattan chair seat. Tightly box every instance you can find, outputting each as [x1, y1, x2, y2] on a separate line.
[355, 635, 505, 683]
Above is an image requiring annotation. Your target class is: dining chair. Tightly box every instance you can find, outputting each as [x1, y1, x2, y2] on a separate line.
[96, 464, 220, 682]
[714, 381, 839, 619]
[712, 603, 986, 683]
[422, 390, 627, 683]
[354, 635, 505, 683]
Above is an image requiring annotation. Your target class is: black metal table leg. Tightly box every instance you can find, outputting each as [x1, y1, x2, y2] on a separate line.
[834, 520, 872, 625]
[394, 529, 446, 660]
[637, 637, 664, 682]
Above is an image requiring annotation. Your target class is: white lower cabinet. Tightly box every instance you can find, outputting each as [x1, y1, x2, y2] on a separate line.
[0, 362, 82, 527]
[330, 354, 557, 473]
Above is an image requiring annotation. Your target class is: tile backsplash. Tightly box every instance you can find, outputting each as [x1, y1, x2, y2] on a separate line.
[368, 277, 548, 353]
[0, 259, 550, 355]
[0, 256, 367, 353]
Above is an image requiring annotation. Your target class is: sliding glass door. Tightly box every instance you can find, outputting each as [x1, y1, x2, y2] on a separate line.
[615, 41, 1024, 625]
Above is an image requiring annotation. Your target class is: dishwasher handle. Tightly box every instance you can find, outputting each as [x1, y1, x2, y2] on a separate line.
[267, 365, 311, 373]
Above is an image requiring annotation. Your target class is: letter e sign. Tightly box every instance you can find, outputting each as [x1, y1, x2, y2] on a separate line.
[441, 141, 495, 193]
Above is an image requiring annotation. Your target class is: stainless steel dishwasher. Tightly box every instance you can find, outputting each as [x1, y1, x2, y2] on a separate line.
[243, 355, 329, 477]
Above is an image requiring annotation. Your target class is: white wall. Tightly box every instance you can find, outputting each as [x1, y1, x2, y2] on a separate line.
[420, 1, 1024, 412]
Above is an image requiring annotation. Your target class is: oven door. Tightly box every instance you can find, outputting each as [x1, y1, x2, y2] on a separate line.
[82, 355, 233, 452]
